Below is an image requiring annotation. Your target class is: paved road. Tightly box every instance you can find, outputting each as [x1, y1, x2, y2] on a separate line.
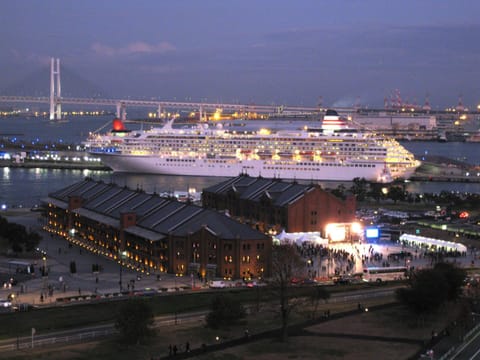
[450, 324, 480, 360]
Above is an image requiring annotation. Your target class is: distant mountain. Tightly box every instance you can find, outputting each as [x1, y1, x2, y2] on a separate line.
[0, 64, 110, 99]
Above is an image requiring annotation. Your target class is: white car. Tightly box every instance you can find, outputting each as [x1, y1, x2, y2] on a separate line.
[0, 299, 12, 308]
[209, 280, 226, 289]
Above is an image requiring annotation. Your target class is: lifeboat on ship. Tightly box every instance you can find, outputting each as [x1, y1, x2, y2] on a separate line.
[257, 150, 273, 159]
[278, 151, 293, 158]
[299, 151, 314, 157]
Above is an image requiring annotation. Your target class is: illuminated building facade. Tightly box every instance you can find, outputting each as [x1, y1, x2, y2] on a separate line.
[202, 175, 356, 236]
[43, 178, 271, 280]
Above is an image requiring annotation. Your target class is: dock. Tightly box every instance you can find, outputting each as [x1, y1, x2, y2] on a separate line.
[0, 159, 110, 171]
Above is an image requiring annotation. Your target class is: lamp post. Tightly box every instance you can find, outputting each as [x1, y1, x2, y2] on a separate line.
[119, 250, 127, 293]
[42, 254, 47, 291]
[42, 255, 47, 273]
[192, 248, 197, 289]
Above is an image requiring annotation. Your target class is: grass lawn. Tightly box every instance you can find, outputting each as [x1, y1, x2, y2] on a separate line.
[0, 283, 384, 339]
[0, 295, 459, 360]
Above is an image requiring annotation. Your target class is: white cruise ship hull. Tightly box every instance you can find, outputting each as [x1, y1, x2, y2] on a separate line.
[86, 111, 421, 183]
[97, 153, 400, 182]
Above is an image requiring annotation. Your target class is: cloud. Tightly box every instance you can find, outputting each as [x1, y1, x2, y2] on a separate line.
[8, 50, 52, 66]
[91, 43, 116, 57]
[139, 64, 183, 74]
[91, 41, 175, 57]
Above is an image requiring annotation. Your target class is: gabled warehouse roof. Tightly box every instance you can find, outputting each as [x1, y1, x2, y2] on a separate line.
[203, 174, 318, 206]
[45, 177, 268, 242]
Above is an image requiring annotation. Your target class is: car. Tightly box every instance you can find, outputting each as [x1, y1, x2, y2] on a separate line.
[209, 280, 226, 289]
[333, 277, 351, 285]
[12, 303, 35, 312]
[0, 299, 12, 308]
[301, 279, 317, 285]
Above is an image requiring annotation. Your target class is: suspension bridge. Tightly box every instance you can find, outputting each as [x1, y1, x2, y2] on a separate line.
[0, 58, 321, 121]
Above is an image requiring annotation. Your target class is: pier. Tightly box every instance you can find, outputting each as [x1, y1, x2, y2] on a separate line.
[410, 174, 480, 183]
[0, 159, 109, 171]
[411, 156, 480, 183]
[0, 147, 109, 171]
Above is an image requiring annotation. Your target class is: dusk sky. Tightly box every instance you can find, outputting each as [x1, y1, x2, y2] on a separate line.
[2, 1, 480, 109]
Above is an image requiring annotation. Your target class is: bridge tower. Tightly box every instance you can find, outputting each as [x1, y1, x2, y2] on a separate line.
[49, 58, 62, 120]
[116, 102, 127, 120]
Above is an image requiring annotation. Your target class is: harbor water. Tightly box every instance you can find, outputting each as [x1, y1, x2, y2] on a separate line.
[0, 115, 479, 208]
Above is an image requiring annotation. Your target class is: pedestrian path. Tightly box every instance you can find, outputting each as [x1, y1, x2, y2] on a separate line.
[0, 224, 197, 308]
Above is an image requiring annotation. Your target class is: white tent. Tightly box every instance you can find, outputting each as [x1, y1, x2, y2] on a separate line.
[274, 231, 328, 246]
[399, 233, 467, 253]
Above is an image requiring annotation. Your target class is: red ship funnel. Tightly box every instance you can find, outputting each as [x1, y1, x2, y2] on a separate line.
[112, 118, 126, 131]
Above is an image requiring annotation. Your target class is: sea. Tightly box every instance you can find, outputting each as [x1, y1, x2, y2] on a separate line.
[1, 114, 480, 208]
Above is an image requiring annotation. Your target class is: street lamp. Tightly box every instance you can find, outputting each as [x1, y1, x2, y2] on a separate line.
[119, 250, 127, 293]
[69, 228, 75, 243]
[191, 248, 198, 289]
[42, 254, 47, 291]
[42, 255, 47, 273]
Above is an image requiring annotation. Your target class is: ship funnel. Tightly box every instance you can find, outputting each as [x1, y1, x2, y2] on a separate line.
[112, 118, 126, 132]
[325, 109, 339, 116]
[322, 109, 348, 132]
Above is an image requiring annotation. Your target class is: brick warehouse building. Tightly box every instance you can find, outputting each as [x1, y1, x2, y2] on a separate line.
[43, 178, 271, 281]
[202, 175, 356, 236]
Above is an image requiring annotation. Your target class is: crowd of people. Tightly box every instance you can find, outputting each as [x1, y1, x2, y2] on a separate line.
[292, 235, 475, 281]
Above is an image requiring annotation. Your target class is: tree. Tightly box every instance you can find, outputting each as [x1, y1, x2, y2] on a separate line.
[5, 222, 28, 253]
[268, 243, 307, 342]
[331, 184, 346, 200]
[11, 241, 23, 253]
[206, 294, 246, 329]
[115, 299, 155, 345]
[396, 269, 448, 316]
[308, 286, 330, 319]
[0, 216, 41, 254]
[433, 262, 466, 302]
[387, 186, 405, 203]
[368, 183, 385, 203]
[350, 177, 368, 201]
[25, 230, 41, 252]
[396, 263, 466, 320]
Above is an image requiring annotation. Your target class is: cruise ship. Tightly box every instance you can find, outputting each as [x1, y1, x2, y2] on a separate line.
[84, 110, 420, 183]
